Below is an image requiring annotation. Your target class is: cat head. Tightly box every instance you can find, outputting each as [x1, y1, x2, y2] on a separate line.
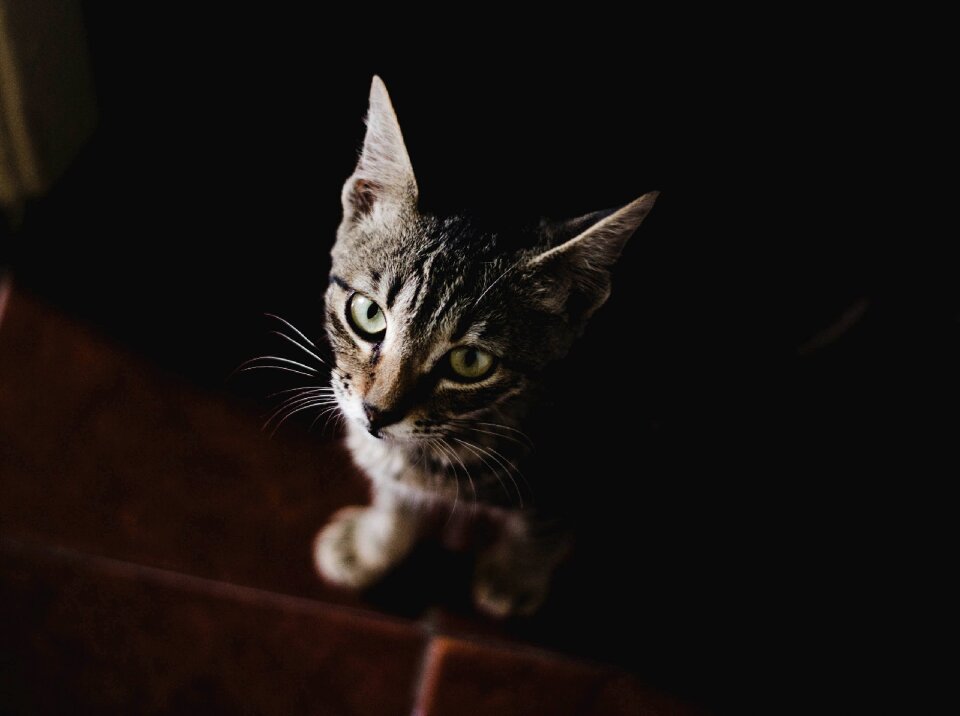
[327, 76, 657, 441]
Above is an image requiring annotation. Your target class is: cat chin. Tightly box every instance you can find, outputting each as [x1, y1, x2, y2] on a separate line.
[344, 420, 417, 451]
[341, 418, 433, 446]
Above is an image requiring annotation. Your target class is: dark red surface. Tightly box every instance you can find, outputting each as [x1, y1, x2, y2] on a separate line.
[0, 282, 368, 605]
[414, 637, 700, 716]
[0, 281, 706, 714]
[0, 540, 424, 716]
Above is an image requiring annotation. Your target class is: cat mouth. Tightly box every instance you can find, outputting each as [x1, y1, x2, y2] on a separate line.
[360, 422, 431, 445]
[371, 428, 419, 443]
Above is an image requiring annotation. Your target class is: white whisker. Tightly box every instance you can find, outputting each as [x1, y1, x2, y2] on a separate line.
[270, 400, 335, 436]
[476, 421, 535, 448]
[269, 330, 328, 367]
[473, 257, 526, 309]
[454, 437, 524, 508]
[438, 439, 460, 522]
[311, 404, 344, 434]
[237, 355, 318, 374]
[264, 394, 337, 429]
[482, 442, 533, 502]
[238, 365, 316, 378]
[437, 438, 477, 517]
[453, 437, 512, 506]
[267, 386, 333, 398]
[264, 313, 318, 348]
[451, 422, 529, 450]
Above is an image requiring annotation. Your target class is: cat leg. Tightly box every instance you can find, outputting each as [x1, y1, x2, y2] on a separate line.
[473, 513, 570, 618]
[314, 488, 423, 589]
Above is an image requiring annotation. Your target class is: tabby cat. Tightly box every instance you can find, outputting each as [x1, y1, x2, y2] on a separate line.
[314, 76, 658, 617]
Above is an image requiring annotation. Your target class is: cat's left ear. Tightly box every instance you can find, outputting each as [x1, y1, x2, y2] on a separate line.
[341, 76, 419, 224]
[527, 191, 659, 323]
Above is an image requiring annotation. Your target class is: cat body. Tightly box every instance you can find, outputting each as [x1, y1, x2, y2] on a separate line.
[314, 77, 657, 617]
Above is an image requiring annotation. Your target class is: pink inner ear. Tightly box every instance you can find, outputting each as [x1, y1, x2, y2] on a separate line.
[351, 178, 382, 215]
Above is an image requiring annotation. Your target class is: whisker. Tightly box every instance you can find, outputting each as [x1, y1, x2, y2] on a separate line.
[269, 330, 328, 367]
[453, 437, 513, 507]
[475, 421, 535, 448]
[454, 437, 524, 508]
[264, 398, 337, 431]
[450, 422, 530, 450]
[473, 257, 526, 309]
[312, 404, 344, 434]
[422, 439, 435, 484]
[264, 394, 337, 429]
[267, 386, 333, 398]
[269, 400, 335, 437]
[275, 392, 334, 406]
[442, 440, 460, 523]
[264, 313, 318, 348]
[437, 438, 477, 517]
[481, 442, 534, 502]
[276, 387, 334, 401]
[237, 355, 318, 374]
[238, 365, 316, 379]
[431, 439, 457, 489]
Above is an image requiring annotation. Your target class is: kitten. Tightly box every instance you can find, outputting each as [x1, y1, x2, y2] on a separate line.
[314, 76, 658, 617]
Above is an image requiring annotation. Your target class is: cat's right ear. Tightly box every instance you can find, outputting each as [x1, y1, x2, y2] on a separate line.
[341, 76, 419, 224]
[526, 192, 659, 324]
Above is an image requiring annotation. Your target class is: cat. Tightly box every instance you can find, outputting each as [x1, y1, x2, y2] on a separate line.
[313, 76, 658, 617]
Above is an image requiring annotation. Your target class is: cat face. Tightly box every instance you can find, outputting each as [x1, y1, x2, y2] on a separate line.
[326, 77, 657, 443]
[327, 214, 549, 441]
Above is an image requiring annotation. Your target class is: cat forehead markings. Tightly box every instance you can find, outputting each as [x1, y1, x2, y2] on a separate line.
[328, 73, 657, 404]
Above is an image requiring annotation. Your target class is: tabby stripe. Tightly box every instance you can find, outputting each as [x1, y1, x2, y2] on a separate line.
[329, 274, 351, 291]
[450, 312, 475, 342]
[385, 274, 404, 308]
[408, 272, 425, 315]
[440, 378, 519, 407]
[429, 284, 459, 326]
[407, 253, 431, 312]
[325, 306, 354, 345]
[409, 244, 449, 327]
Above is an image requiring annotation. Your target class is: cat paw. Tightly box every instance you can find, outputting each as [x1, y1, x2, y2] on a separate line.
[313, 507, 392, 589]
[472, 562, 549, 618]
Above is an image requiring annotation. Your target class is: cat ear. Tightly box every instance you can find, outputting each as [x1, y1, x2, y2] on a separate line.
[341, 76, 418, 223]
[528, 191, 659, 322]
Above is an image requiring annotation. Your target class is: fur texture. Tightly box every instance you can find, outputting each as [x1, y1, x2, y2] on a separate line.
[314, 76, 658, 616]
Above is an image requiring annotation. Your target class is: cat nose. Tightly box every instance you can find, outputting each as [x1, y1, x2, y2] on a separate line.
[363, 402, 403, 438]
[363, 402, 385, 437]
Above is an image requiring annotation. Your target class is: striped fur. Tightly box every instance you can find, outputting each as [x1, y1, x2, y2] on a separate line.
[315, 76, 658, 616]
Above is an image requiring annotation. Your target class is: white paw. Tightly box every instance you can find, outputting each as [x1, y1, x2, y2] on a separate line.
[472, 561, 550, 618]
[313, 507, 393, 589]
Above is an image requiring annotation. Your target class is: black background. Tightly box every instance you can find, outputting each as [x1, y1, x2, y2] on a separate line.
[1, 7, 941, 713]
[2, 9, 762, 387]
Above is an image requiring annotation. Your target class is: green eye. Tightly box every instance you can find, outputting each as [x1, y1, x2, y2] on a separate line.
[347, 293, 387, 341]
[448, 346, 496, 382]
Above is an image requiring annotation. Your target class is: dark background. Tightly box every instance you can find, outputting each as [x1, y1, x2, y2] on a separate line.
[0, 7, 938, 712]
[1, 8, 765, 386]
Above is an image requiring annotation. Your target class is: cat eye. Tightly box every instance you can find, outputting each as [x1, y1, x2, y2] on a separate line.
[448, 346, 496, 382]
[346, 293, 387, 342]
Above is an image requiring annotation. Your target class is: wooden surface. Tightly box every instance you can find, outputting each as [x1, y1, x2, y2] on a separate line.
[0, 279, 704, 715]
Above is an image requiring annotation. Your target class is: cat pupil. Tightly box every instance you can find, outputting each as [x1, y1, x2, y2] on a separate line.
[464, 349, 477, 367]
[366, 304, 379, 320]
